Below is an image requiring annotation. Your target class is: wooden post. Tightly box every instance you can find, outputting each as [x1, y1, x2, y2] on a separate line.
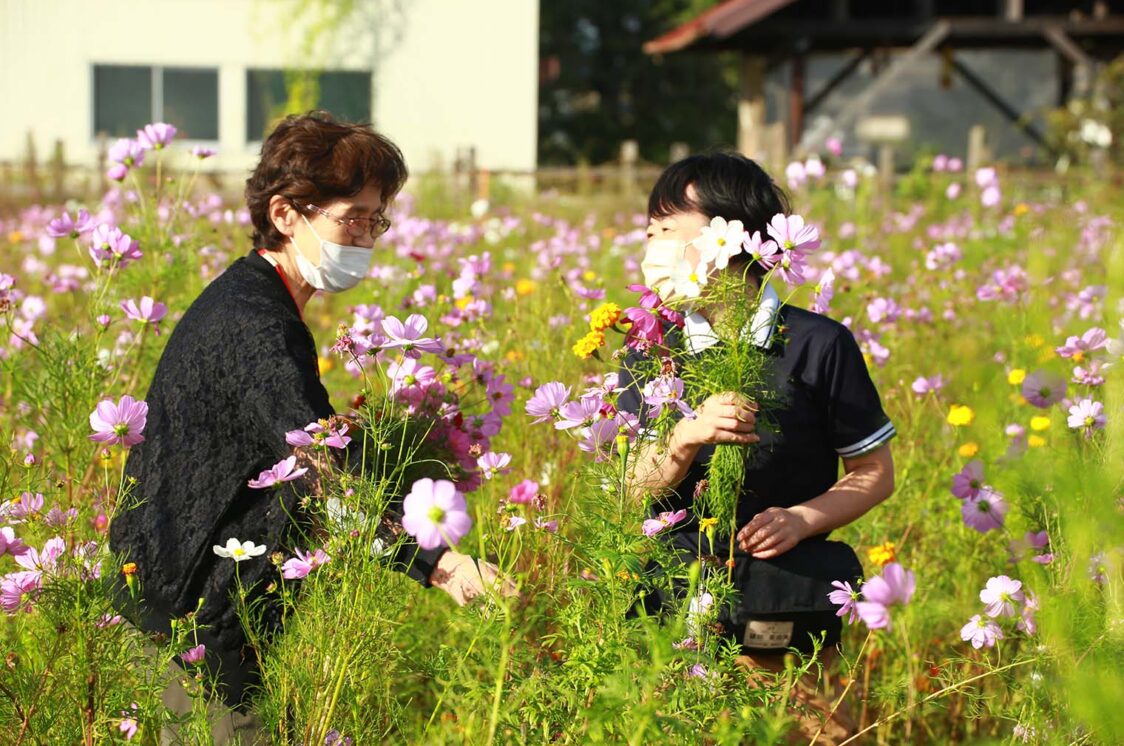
[878, 144, 895, 192]
[24, 131, 41, 202]
[50, 139, 66, 201]
[466, 146, 478, 202]
[967, 124, 990, 171]
[669, 142, 690, 164]
[620, 139, 639, 197]
[1003, 0, 1023, 21]
[789, 54, 806, 152]
[737, 54, 767, 160]
[765, 122, 788, 172]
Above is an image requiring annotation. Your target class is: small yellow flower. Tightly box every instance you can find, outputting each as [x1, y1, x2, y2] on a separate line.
[1013, 203, 1030, 217]
[1030, 416, 1051, 431]
[7, 231, 23, 244]
[572, 330, 605, 360]
[317, 356, 334, 375]
[582, 269, 598, 282]
[502, 261, 516, 275]
[698, 517, 719, 533]
[1007, 368, 1026, 386]
[867, 542, 896, 568]
[1037, 347, 1056, 363]
[1028, 434, 1047, 448]
[455, 295, 475, 311]
[947, 404, 975, 427]
[1024, 334, 1044, 349]
[505, 349, 525, 363]
[589, 302, 623, 332]
[515, 279, 537, 296]
[958, 442, 980, 458]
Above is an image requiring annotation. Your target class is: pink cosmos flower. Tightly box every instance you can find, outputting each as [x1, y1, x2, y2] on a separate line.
[534, 517, 559, 533]
[555, 396, 603, 431]
[137, 122, 177, 150]
[765, 213, 821, 256]
[979, 575, 1025, 618]
[866, 297, 901, 325]
[578, 418, 619, 459]
[401, 478, 473, 551]
[108, 138, 145, 169]
[525, 382, 571, 423]
[774, 249, 808, 287]
[380, 314, 443, 358]
[855, 562, 916, 630]
[828, 580, 860, 624]
[1016, 591, 1039, 635]
[89, 395, 148, 447]
[118, 712, 139, 741]
[826, 137, 843, 156]
[962, 487, 1008, 533]
[46, 209, 95, 239]
[2, 492, 44, 524]
[1021, 370, 1065, 408]
[811, 267, 835, 314]
[641, 509, 688, 537]
[742, 230, 781, 270]
[388, 358, 438, 394]
[1072, 359, 1105, 387]
[120, 296, 167, 331]
[88, 224, 142, 269]
[0, 527, 28, 557]
[508, 479, 539, 505]
[1067, 398, 1106, 437]
[181, 643, 207, 665]
[951, 460, 984, 500]
[911, 375, 944, 397]
[281, 548, 331, 579]
[960, 614, 1003, 649]
[642, 376, 695, 421]
[247, 455, 308, 489]
[190, 146, 216, 159]
[1056, 327, 1107, 360]
[285, 421, 351, 449]
[477, 451, 512, 480]
[1, 571, 41, 614]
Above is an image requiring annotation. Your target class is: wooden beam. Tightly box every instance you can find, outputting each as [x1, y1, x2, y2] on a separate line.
[1004, 0, 1023, 22]
[737, 55, 767, 160]
[949, 56, 1053, 152]
[789, 54, 806, 150]
[807, 20, 951, 149]
[805, 50, 870, 114]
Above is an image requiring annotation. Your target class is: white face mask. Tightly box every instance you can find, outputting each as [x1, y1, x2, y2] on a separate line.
[641, 238, 689, 303]
[292, 214, 373, 293]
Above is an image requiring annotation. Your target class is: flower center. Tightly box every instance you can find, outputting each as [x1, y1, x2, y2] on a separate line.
[427, 506, 446, 524]
[113, 423, 130, 437]
[1084, 415, 1095, 427]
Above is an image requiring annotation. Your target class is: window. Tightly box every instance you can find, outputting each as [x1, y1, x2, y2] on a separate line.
[246, 69, 371, 142]
[92, 65, 219, 141]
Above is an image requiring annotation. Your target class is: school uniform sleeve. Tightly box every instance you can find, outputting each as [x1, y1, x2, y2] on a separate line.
[822, 327, 896, 458]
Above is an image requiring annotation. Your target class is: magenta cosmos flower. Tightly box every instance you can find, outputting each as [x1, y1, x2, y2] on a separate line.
[1055, 327, 1107, 361]
[828, 580, 861, 624]
[855, 562, 916, 630]
[961, 487, 1008, 533]
[46, 209, 95, 239]
[0, 527, 28, 558]
[282, 547, 331, 579]
[401, 478, 473, 551]
[508, 479, 539, 505]
[911, 374, 944, 397]
[137, 122, 177, 150]
[1067, 398, 1106, 438]
[642, 376, 695, 420]
[1, 571, 41, 613]
[765, 213, 821, 256]
[88, 224, 143, 269]
[641, 509, 688, 537]
[121, 296, 167, 328]
[979, 575, 1025, 618]
[181, 643, 207, 665]
[380, 314, 443, 358]
[89, 395, 148, 447]
[951, 460, 984, 500]
[960, 614, 1003, 649]
[248, 456, 308, 489]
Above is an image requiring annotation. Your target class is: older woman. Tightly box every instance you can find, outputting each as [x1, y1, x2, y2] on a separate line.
[109, 112, 498, 737]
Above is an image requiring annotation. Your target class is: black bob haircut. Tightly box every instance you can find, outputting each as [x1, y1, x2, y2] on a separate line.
[648, 152, 791, 278]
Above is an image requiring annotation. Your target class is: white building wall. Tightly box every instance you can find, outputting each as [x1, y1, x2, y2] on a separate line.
[0, 0, 539, 174]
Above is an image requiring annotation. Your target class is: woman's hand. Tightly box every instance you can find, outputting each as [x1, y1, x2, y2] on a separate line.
[736, 506, 810, 559]
[429, 551, 520, 605]
[674, 392, 759, 449]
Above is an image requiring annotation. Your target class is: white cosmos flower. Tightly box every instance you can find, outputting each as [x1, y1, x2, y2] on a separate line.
[696, 216, 746, 270]
[672, 258, 708, 298]
[212, 537, 267, 562]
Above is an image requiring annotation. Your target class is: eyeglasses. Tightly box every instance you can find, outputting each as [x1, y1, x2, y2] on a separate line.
[294, 200, 392, 239]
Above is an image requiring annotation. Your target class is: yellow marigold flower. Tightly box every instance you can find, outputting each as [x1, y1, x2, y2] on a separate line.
[121, 562, 138, 577]
[455, 295, 474, 311]
[1007, 368, 1026, 386]
[698, 517, 719, 532]
[515, 279, 537, 296]
[317, 356, 334, 375]
[1030, 416, 1051, 432]
[572, 330, 605, 360]
[947, 404, 975, 427]
[589, 302, 623, 332]
[1013, 203, 1030, 217]
[958, 442, 980, 458]
[1028, 434, 1047, 448]
[867, 542, 896, 568]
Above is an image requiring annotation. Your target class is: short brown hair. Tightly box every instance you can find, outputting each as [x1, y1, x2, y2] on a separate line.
[245, 111, 408, 249]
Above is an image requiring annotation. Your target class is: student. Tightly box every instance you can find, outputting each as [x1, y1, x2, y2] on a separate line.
[618, 152, 896, 744]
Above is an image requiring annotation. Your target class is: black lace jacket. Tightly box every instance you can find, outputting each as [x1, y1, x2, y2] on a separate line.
[109, 249, 445, 707]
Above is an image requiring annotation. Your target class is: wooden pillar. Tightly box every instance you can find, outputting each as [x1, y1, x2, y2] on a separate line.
[620, 139, 639, 197]
[738, 54, 767, 160]
[1003, 0, 1023, 21]
[789, 54, 806, 152]
[967, 124, 990, 171]
[1057, 52, 1072, 106]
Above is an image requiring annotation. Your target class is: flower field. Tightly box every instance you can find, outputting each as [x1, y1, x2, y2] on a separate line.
[0, 131, 1122, 744]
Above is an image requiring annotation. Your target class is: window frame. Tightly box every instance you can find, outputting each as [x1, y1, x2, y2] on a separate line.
[90, 63, 221, 146]
[244, 67, 373, 148]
